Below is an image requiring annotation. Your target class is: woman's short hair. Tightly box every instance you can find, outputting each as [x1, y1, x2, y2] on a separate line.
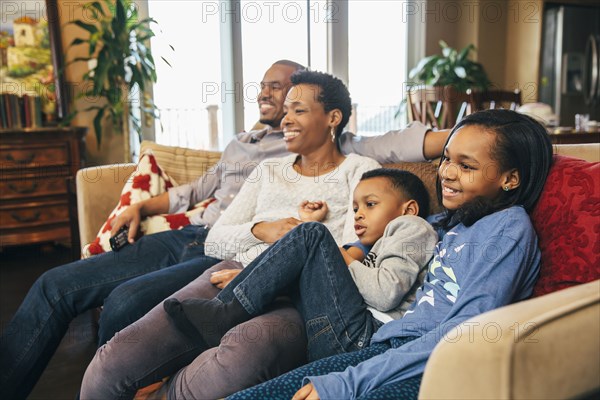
[290, 70, 352, 137]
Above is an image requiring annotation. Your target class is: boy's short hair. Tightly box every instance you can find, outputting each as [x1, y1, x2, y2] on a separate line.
[360, 168, 430, 218]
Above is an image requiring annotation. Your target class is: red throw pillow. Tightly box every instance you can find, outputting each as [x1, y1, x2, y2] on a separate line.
[82, 152, 214, 258]
[530, 155, 600, 297]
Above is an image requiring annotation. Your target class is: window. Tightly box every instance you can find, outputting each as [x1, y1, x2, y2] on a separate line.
[148, 0, 222, 149]
[145, 0, 415, 150]
[348, 0, 408, 135]
[240, 1, 327, 130]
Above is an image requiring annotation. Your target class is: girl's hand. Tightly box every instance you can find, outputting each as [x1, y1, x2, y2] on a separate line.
[298, 200, 329, 222]
[292, 383, 320, 400]
[210, 269, 241, 289]
[251, 218, 302, 243]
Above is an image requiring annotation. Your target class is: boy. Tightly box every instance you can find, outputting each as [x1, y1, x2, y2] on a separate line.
[165, 169, 438, 359]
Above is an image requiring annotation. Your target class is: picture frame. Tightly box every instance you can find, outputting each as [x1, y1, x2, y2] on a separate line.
[0, 0, 68, 125]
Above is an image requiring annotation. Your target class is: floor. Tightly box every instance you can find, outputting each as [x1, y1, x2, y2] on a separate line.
[0, 244, 97, 399]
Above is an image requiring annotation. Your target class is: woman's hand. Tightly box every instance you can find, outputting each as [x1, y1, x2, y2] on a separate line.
[251, 218, 302, 243]
[298, 200, 329, 222]
[110, 204, 142, 243]
[292, 383, 320, 400]
[210, 269, 241, 289]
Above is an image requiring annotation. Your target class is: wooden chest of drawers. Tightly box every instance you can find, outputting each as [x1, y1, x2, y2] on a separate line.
[0, 127, 86, 247]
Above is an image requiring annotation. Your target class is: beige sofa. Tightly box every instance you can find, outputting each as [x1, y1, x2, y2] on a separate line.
[75, 141, 600, 399]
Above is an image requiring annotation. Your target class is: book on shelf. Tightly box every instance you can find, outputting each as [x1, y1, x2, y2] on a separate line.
[0, 93, 45, 130]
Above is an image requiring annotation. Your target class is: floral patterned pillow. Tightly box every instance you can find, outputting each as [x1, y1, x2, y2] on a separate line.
[82, 152, 214, 258]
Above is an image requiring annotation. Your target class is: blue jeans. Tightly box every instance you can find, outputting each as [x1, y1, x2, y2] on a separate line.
[219, 222, 382, 361]
[0, 225, 220, 399]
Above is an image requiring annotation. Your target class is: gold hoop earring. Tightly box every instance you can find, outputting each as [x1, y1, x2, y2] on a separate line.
[330, 127, 336, 143]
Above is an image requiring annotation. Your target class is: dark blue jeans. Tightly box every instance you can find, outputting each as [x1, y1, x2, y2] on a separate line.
[218, 222, 382, 361]
[0, 225, 220, 399]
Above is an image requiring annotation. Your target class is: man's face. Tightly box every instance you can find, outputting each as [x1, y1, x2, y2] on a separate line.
[257, 64, 296, 128]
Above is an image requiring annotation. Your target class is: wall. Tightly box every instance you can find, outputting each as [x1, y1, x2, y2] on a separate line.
[424, 0, 543, 102]
[58, 0, 125, 166]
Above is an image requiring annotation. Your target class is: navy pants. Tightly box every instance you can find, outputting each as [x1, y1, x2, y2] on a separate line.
[228, 336, 421, 400]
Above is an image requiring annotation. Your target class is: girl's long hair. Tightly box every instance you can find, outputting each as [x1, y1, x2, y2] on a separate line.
[435, 109, 553, 230]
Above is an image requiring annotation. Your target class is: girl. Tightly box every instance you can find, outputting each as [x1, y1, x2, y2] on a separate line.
[228, 108, 553, 400]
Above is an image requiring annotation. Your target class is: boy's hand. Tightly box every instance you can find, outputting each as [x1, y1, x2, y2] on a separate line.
[210, 269, 241, 289]
[339, 246, 365, 266]
[298, 200, 329, 222]
[292, 383, 320, 400]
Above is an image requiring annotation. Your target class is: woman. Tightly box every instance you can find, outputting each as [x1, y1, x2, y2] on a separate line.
[80, 70, 381, 399]
[227, 109, 554, 400]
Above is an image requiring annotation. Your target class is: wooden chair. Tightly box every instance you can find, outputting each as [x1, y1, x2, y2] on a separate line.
[469, 89, 522, 111]
[407, 86, 472, 130]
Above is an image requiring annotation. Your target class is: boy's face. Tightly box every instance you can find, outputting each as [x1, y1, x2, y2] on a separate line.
[352, 177, 411, 246]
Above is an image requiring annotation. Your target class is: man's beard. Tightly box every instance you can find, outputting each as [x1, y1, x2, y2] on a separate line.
[259, 117, 278, 127]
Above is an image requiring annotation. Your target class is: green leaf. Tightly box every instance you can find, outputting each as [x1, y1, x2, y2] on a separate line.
[73, 20, 98, 34]
[93, 107, 106, 147]
[68, 38, 87, 47]
[161, 56, 172, 67]
[85, 1, 107, 18]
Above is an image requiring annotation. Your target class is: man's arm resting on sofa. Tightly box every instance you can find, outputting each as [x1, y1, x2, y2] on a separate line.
[419, 280, 600, 400]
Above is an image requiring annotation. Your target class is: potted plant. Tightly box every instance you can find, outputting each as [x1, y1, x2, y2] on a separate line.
[409, 40, 490, 92]
[67, 0, 167, 159]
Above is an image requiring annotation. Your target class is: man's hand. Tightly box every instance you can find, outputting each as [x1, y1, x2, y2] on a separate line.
[298, 200, 329, 222]
[210, 269, 241, 289]
[292, 383, 320, 400]
[110, 204, 142, 243]
[251, 218, 302, 243]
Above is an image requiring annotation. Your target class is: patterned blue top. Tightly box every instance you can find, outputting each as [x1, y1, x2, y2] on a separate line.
[308, 206, 541, 399]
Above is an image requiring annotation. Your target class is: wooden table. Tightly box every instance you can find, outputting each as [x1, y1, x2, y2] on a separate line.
[547, 128, 600, 145]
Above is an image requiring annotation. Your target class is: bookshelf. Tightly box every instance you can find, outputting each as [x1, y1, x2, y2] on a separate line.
[0, 127, 86, 248]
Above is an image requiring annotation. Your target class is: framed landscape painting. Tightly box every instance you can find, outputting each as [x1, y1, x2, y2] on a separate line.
[0, 0, 68, 125]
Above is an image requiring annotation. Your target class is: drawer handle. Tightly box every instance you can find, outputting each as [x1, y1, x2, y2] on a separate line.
[10, 211, 41, 223]
[8, 182, 38, 194]
[6, 152, 36, 164]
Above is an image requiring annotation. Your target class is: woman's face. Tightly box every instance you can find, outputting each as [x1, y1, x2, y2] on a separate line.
[438, 125, 513, 210]
[281, 84, 336, 155]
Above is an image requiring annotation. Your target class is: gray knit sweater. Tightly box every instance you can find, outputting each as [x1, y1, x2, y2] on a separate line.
[347, 215, 438, 322]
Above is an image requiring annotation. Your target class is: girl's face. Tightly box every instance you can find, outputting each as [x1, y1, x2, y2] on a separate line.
[281, 84, 338, 155]
[439, 125, 516, 210]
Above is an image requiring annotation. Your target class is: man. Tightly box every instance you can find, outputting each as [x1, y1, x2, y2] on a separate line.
[0, 60, 448, 398]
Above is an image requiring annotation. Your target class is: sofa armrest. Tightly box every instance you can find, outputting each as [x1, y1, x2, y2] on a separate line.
[76, 163, 137, 249]
[419, 280, 600, 399]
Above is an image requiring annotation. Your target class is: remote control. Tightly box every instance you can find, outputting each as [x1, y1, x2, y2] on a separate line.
[109, 225, 130, 251]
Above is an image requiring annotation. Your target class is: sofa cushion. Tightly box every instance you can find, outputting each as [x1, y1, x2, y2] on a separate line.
[82, 152, 213, 257]
[531, 155, 600, 297]
[383, 160, 443, 215]
[140, 140, 222, 185]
